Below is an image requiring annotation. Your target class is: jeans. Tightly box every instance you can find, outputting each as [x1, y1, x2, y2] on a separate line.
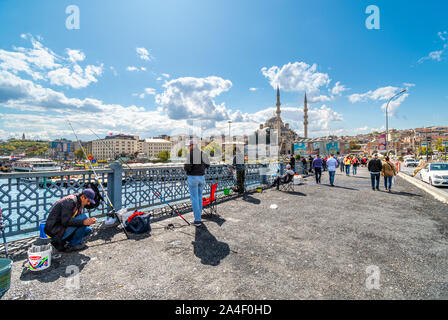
[329, 170, 335, 185]
[370, 173, 381, 189]
[345, 165, 351, 175]
[187, 175, 205, 222]
[314, 167, 322, 183]
[384, 176, 393, 190]
[340, 163, 344, 172]
[61, 214, 92, 247]
[352, 166, 358, 175]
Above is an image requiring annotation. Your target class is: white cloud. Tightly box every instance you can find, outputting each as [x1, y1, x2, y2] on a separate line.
[261, 62, 331, 94]
[126, 66, 146, 72]
[348, 86, 401, 103]
[161, 73, 170, 78]
[155, 76, 233, 121]
[349, 86, 409, 116]
[48, 64, 103, 89]
[331, 81, 349, 96]
[418, 31, 447, 64]
[249, 88, 258, 91]
[136, 47, 153, 62]
[144, 88, 156, 95]
[403, 82, 415, 88]
[0, 35, 103, 89]
[66, 49, 85, 63]
[110, 66, 118, 76]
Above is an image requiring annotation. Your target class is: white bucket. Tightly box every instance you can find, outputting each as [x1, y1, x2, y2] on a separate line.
[27, 244, 52, 272]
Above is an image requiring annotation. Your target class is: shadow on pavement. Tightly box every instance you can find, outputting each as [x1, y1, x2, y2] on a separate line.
[392, 191, 422, 197]
[201, 214, 226, 227]
[242, 194, 261, 205]
[322, 184, 359, 191]
[192, 224, 230, 266]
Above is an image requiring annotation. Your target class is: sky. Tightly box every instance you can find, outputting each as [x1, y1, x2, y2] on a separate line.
[0, 0, 447, 141]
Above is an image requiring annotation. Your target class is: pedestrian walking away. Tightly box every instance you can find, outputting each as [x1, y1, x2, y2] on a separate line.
[326, 154, 339, 186]
[184, 139, 210, 227]
[339, 156, 345, 173]
[368, 154, 383, 191]
[352, 157, 360, 176]
[44, 188, 98, 252]
[301, 157, 308, 175]
[312, 154, 323, 184]
[381, 156, 397, 192]
[344, 156, 352, 176]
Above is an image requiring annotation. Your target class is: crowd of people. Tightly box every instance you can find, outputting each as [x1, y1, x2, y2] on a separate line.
[283, 153, 398, 192]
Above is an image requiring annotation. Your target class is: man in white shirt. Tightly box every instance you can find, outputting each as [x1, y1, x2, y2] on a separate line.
[326, 154, 339, 187]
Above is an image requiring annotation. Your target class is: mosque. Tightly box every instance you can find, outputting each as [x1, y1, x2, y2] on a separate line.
[256, 86, 308, 155]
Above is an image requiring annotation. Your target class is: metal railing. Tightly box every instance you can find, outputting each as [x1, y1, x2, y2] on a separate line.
[0, 162, 272, 240]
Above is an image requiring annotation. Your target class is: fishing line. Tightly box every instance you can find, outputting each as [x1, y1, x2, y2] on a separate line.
[87, 128, 190, 226]
[66, 119, 130, 239]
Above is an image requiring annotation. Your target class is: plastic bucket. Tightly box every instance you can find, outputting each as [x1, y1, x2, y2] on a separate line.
[223, 189, 230, 195]
[27, 244, 52, 272]
[0, 258, 12, 296]
[39, 220, 50, 239]
[256, 187, 263, 193]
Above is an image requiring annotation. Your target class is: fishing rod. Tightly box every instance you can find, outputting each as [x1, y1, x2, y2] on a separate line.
[0, 208, 8, 258]
[66, 120, 130, 239]
[88, 129, 190, 226]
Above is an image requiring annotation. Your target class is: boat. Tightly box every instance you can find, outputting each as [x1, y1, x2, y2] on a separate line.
[12, 158, 62, 172]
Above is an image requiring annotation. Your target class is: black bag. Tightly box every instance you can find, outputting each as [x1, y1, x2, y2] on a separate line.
[83, 182, 104, 210]
[125, 213, 151, 234]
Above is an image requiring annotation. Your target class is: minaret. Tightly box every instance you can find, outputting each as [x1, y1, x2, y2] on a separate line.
[276, 85, 281, 153]
[304, 93, 309, 139]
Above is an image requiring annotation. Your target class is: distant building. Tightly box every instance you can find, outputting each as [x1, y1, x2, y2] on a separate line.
[143, 139, 173, 159]
[49, 139, 75, 161]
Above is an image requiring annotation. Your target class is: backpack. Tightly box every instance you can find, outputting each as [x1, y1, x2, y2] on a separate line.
[83, 182, 104, 210]
[124, 211, 151, 234]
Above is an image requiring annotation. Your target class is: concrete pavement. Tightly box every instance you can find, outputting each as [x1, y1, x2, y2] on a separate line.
[2, 167, 448, 300]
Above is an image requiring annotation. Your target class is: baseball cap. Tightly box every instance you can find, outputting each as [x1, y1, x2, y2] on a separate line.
[82, 188, 96, 205]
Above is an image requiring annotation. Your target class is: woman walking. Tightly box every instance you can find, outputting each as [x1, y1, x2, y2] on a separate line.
[381, 156, 397, 193]
[352, 157, 360, 176]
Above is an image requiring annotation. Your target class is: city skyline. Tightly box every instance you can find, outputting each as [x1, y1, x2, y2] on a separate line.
[0, 0, 447, 141]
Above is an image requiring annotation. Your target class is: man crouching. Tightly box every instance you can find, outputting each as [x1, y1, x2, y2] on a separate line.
[44, 189, 97, 252]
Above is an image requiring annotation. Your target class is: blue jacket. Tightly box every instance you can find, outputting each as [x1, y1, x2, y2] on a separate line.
[312, 157, 323, 169]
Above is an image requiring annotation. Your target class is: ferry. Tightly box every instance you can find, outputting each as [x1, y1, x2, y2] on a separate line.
[12, 158, 62, 172]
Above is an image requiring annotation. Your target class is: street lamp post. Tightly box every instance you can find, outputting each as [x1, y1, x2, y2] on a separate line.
[385, 89, 407, 156]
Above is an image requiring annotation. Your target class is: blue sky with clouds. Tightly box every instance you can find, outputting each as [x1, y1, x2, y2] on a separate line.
[0, 0, 447, 140]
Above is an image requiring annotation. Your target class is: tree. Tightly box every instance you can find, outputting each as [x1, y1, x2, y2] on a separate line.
[157, 151, 170, 162]
[177, 148, 187, 157]
[74, 148, 84, 160]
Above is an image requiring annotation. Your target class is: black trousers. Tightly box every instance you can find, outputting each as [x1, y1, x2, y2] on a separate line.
[314, 167, 322, 183]
[236, 170, 245, 194]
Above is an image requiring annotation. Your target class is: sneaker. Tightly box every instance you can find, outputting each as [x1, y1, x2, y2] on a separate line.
[192, 221, 203, 227]
[376, 187, 380, 191]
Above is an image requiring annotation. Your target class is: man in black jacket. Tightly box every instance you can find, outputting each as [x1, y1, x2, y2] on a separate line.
[184, 140, 210, 227]
[44, 189, 97, 252]
[368, 154, 383, 191]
